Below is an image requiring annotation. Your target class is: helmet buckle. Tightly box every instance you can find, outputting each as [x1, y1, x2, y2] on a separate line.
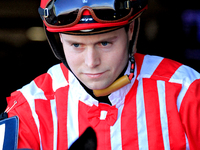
[44, 8, 49, 18]
[125, 1, 130, 9]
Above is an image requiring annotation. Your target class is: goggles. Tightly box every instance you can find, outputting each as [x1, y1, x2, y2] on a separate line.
[39, 0, 147, 29]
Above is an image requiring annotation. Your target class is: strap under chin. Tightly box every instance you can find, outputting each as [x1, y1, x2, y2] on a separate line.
[93, 75, 131, 97]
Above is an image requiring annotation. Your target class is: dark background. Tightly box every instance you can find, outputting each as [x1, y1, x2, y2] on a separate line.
[0, 0, 200, 113]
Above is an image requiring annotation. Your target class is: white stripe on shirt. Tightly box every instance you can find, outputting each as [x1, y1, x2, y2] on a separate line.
[48, 64, 69, 92]
[50, 100, 58, 150]
[136, 79, 149, 149]
[157, 80, 170, 150]
[138, 55, 163, 79]
[67, 72, 79, 148]
[110, 104, 124, 150]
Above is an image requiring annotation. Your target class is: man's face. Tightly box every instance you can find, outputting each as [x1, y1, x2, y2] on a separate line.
[60, 27, 133, 90]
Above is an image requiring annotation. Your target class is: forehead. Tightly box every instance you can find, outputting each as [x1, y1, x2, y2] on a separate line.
[60, 28, 126, 44]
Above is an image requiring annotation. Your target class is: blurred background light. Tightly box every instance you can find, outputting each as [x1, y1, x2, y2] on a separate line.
[26, 27, 46, 41]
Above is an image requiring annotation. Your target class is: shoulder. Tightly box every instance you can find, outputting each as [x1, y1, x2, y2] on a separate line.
[20, 63, 69, 100]
[135, 53, 200, 85]
[6, 63, 70, 112]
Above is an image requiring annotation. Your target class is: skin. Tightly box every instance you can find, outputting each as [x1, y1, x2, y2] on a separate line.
[60, 22, 135, 90]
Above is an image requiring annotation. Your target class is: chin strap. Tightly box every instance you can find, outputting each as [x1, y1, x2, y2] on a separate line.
[93, 56, 135, 97]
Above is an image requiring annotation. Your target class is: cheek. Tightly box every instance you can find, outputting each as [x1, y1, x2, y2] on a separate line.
[105, 46, 128, 78]
[114, 41, 129, 63]
[113, 42, 129, 73]
[63, 48, 81, 72]
[65, 54, 79, 69]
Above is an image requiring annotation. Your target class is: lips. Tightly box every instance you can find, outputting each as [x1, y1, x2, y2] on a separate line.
[84, 71, 106, 79]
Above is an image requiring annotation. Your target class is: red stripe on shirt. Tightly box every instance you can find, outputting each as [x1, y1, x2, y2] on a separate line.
[34, 73, 54, 100]
[165, 82, 186, 149]
[54, 87, 69, 149]
[78, 101, 91, 136]
[134, 53, 145, 77]
[121, 80, 139, 149]
[143, 79, 165, 150]
[179, 79, 200, 150]
[55, 66, 69, 150]
[151, 58, 182, 81]
[35, 99, 54, 150]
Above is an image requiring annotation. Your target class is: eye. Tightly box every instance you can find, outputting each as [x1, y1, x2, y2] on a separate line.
[101, 41, 109, 46]
[97, 41, 112, 49]
[72, 43, 80, 48]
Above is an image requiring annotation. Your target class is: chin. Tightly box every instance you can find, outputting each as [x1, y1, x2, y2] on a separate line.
[87, 82, 111, 90]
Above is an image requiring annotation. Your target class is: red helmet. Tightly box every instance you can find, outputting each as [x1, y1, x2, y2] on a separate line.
[38, 0, 148, 97]
[39, 0, 148, 33]
[38, 0, 148, 67]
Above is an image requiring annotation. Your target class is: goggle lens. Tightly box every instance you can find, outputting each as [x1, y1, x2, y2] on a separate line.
[46, 10, 78, 26]
[44, 0, 133, 26]
[94, 9, 131, 20]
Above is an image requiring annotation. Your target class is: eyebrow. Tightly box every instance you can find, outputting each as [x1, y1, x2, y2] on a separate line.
[64, 35, 118, 45]
[98, 36, 118, 43]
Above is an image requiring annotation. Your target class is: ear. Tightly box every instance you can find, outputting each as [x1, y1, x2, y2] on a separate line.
[128, 21, 135, 41]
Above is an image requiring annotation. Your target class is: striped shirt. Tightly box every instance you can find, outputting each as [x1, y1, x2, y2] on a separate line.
[7, 53, 200, 150]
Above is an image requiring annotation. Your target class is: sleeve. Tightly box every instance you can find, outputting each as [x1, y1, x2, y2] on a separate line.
[7, 91, 41, 150]
[179, 79, 200, 150]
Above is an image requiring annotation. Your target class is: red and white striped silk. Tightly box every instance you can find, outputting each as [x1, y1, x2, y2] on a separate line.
[7, 53, 200, 150]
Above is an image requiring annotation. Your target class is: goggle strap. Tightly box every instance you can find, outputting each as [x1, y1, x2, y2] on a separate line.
[38, 7, 45, 20]
[44, 26, 65, 60]
[132, 17, 140, 54]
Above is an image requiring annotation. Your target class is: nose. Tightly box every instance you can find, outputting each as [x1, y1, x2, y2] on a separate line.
[85, 47, 100, 68]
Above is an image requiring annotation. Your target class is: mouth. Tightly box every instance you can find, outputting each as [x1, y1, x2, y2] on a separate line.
[84, 71, 106, 79]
